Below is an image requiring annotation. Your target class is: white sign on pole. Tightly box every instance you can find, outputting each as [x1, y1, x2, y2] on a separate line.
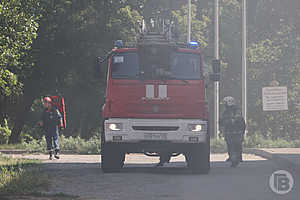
[262, 87, 288, 111]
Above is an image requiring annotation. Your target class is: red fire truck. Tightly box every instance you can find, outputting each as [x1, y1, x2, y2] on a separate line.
[101, 33, 220, 174]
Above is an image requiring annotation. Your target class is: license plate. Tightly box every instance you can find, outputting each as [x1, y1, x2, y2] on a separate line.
[144, 133, 167, 140]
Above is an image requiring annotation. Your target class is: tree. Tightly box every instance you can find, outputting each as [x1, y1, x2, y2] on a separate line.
[0, 0, 40, 131]
[8, 0, 144, 142]
[247, 0, 300, 139]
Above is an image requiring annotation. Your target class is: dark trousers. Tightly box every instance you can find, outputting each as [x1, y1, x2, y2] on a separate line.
[159, 152, 172, 164]
[225, 133, 243, 159]
[45, 129, 60, 152]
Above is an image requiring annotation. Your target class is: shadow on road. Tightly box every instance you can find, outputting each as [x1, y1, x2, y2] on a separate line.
[41, 160, 273, 175]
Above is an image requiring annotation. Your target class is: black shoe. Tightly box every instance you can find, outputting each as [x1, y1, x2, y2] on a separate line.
[225, 157, 231, 162]
[230, 156, 239, 168]
[49, 150, 53, 160]
[230, 161, 239, 168]
[156, 162, 164, 167]
[54, 152, 60, 159]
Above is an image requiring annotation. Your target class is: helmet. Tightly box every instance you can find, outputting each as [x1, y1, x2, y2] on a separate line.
[223, 96, 235, 106]
[43, 97, 52, 103]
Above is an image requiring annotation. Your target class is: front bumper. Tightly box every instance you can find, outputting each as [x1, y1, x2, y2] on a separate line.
[104, 118, 208, 144]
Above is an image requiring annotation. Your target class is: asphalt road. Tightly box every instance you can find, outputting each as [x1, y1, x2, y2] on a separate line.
[8, 153, 300, 200]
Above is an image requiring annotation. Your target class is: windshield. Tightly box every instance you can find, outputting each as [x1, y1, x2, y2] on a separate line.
[110, 51, 202, 80]
[170, 52, 202, 80]
[111, 52, 139, 79]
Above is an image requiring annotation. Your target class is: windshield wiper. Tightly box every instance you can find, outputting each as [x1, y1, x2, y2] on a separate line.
[180, 79, 189, 84]
[112, 74, 138, 79]
[168, 75, 189, 84]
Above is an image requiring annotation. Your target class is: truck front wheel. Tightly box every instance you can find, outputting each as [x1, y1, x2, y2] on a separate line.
[185, 142, 210, 174]
[101, 143, 125, 173]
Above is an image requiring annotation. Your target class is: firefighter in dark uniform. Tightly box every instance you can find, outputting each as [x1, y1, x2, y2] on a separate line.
[220, 96, 246, 167]
[40, 97, 63, 160]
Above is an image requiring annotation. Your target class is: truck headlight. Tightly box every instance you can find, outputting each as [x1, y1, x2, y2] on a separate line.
[188, 124, 203, 132]
[105, 123, 123, 131]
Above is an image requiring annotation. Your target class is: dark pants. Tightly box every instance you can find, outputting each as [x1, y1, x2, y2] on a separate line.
[45, 128, 60, 152]
[225, 133, 243, 160]
[159, 152, 172, 164]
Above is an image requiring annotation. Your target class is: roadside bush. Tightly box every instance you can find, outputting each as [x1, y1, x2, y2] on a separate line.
[22, 134, 101, 154]
[22, 124, 44, 140]
[292, 139, 300, 148]
[0, 119, 12, 144]
[20, 133, 299, 154]
[211, 133, 300, 153]
[22, 136, 47, 152]
[60, 135, 101, 154]
[78, 135, 101, 154]
[210, 138, 227, 153]
[244, 133, 296, 148]
[244, 133, 265, 148]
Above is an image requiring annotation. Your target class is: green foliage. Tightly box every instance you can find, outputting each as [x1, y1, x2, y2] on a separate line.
[0, 144, 25, 150]
[248, 39, 283, 64]
[0, 0, 41, 97]
[172, 4, 210, 48]
[60, 135, 101, 154]
[0, 154, 40, 168]
[0, 168, 48, 195]
[22, 135, 101, 154]
[0, 154, 48, 195]
[0, 119, 12, 144]
[211, 134, 300, 153]
[210, 138, 227, 153]
[0, 0, 40, 66]
[108, 5, 143, 42]
[244, 133, 300, 148]
[0, 69, 22, 97]
[246, 0, 300, 139]
[22, 136, 47, 153]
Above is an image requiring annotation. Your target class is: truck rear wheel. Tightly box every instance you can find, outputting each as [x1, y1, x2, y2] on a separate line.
[185, 142, 210, 174]
[101, 143, 125, 173]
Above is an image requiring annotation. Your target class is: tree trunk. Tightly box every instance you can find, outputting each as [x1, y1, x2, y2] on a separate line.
[8, 89, 37, 144]
[0, 99, 5, 126]
[9, 119, 24, 144]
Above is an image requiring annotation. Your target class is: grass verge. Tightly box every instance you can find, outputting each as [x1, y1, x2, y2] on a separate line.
[0, 153, 49, 196]
[0, 144, 26, 150]
[22, 135, 101, 154]
[210, 135, 300, 153]
[1, 134, 300, 154]
[1, 193, 78, 200]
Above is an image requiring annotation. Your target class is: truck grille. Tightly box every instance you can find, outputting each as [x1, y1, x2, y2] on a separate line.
[132, 126, 179, 131]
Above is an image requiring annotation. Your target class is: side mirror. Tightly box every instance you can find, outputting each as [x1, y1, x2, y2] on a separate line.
[94, 57, 101, 74]
[209, 59, 221, 82]
[212, 59, 220, 74]
[94, 57, 106, 82]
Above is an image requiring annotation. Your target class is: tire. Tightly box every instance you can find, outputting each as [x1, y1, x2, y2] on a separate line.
[101, 143, 125, 173]
[230, 152, 240, 168]
[185, 141, 210, 174]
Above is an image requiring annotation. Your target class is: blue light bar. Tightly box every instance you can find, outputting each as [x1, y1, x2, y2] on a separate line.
[189, 41, 198, 48]
[114, 40, 123, 48]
